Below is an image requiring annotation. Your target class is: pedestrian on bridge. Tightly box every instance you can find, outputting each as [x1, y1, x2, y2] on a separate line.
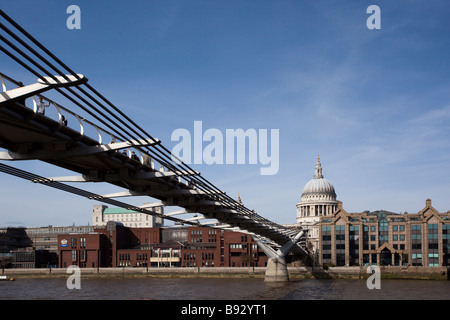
[36, 97, 50, 115]
[131, 151, 140, 162]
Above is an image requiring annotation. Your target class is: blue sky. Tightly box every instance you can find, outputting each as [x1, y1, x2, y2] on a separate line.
[1, 1, 450, 227]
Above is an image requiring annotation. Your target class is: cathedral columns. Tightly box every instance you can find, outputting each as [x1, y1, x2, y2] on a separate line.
[299, 203, 337, 218]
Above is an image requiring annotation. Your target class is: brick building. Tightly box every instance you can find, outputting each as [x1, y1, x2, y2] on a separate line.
[182, 226, 268, 267]
[58, 232, 110, 268]
[58, 222, 268, 268]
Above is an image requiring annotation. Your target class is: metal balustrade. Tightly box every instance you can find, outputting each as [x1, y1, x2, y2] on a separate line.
[0, 72, 170, 173]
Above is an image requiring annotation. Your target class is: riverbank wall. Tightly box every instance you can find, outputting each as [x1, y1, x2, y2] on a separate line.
[2, 266, 448, 280]
[288, 266, 449, 281]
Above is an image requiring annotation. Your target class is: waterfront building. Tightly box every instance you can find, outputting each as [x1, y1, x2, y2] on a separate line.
[58, 232, 110, 268]
[92, 204, 164, 228]
[1, 226, 93, 268]
[0, 227, 31, 253]
[58, 222, 268, 268]
[25, 225, 94, 253]
[182, 226, 268, 268]
[318, 199, 450, 267]
[10, 247, 56, 268]
[296, 156, 338, 252]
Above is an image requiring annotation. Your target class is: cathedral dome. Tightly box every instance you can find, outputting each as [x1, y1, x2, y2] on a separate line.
[302, 178, 336, 197]
[300, 155, 336, 201]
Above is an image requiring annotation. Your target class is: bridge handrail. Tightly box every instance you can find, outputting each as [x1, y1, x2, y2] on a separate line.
[0, 74, 7, 92]
[0, 73, 169, 175]
[1, 72, 115, 142]
[0, 72, 19, 92]
[7, 78, 192, 186]
[0, 72, 153, 162]
[1, 73, 176, 178]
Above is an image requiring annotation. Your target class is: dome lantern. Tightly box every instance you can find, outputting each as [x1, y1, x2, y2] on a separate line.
[314, 155, 323, 179]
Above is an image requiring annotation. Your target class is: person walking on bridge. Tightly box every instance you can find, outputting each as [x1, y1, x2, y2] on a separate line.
[36, 96, 50, 115]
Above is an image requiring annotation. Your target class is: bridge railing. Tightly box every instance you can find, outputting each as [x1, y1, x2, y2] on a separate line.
[1, 74, 227, 203]
[0, 72, 165, 172]
[0, 73, 110, 141]
[0, 72, 27, 101]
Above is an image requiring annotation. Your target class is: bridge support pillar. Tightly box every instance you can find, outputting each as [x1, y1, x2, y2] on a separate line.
[264, 258, 289, 282]
[253, 229, 306, 282]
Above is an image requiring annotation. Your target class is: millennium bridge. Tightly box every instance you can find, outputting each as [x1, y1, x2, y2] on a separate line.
[0, 10, 309, 281]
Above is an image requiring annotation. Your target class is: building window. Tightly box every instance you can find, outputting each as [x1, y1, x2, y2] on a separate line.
[378, 218, 389, 245]
[80, 250, 86, 261]
[336, 254, 345, 266]
[411, 224, 422, 266]
[443, 224, 450, 266]
[80, 238, 86, 248]
[336, 234, 345, 240]
[428, 233, 438, 240]
[321, 225, 332, 264]
[335, 225, 346, 266]
[71, 238, 77, 248]
[428, 224, 439, 266]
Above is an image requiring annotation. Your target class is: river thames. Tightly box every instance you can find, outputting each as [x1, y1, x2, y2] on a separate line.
[1, 277, 449, 300]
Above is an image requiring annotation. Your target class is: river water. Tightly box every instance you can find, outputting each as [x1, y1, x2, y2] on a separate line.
[0, 277, 449, 300]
